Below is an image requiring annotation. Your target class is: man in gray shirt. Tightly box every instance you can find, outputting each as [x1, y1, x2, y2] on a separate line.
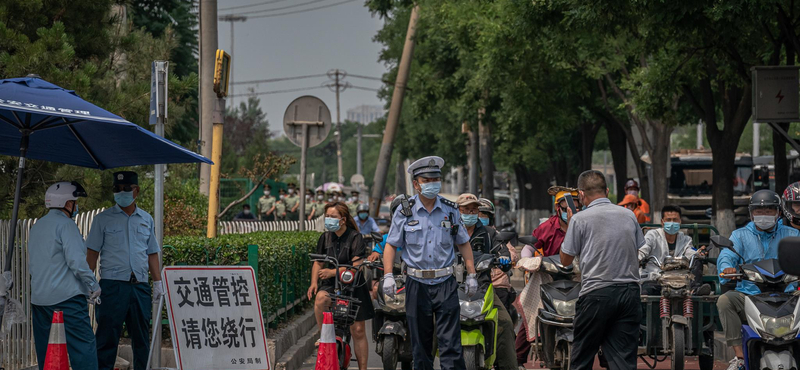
[560, 170, 643, 370]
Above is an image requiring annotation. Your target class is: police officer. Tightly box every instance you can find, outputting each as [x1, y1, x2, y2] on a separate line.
[30, 181, 100, 370]
[86, 171, 163, 370]
[285, 182, 300, 221]
[383, 156, 477, 370]
[259, 184, 276, 221]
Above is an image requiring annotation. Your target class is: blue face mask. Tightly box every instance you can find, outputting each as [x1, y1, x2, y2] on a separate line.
[663, 222, 680, 235]
[358, 212, 369, 220]
[114, 191, 135, 207]
[560, 211, 568, 222]
[324, 217, 341, 232]
[419, 181, 441, 199]
[71, 203, 79, 218]
[479, 217, 490, 226]
[461, 214, 478, 226]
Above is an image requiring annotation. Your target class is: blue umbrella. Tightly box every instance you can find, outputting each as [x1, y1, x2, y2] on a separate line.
[0, 76, 211, 305]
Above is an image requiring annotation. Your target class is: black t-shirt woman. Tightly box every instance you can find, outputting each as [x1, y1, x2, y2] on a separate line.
[306, 202, 374, 370]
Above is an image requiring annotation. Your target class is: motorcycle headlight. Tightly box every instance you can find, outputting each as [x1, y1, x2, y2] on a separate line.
[542, 261, 558, 273]
[745, 269, 765, 283]
[784, 274, 799, 283]
[760, 315, 795, 338]
[460, 299, 485, 319]
[553, 299, 576, 316]
[476, 259, 492, 271]
[385, 292, 406, 311]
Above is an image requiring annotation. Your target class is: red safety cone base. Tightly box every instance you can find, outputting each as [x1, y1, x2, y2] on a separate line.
[43, 311, 69, 370]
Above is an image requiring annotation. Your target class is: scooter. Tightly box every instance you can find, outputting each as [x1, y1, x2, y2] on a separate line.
[371, 261, 413, 370]
[458, 251, 501, 370]
[716, 236, 800, 370]
[309, 253, 367, 370]
[535, 253, 580, 370]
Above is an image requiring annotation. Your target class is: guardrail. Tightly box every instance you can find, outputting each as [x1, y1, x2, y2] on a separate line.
[218, 216, 324, 235]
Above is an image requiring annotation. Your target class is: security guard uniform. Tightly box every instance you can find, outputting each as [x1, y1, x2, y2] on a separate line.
[276, 190, 288, 221]
[386, 156, 470, 370]
[314, 190, 327, 217]
[304, 190, 315, 219]
[258, 188, 276, 221]
[285, 184, 300, 221]
[87, 172, 160, 370]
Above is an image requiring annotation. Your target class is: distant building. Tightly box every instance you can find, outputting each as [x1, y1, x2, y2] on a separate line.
[346, 105, 385, 125]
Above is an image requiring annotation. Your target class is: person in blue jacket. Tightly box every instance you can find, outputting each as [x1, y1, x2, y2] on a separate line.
[717, 189, 799, 370]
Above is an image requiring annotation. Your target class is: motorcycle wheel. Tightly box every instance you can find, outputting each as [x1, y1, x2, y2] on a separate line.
[559, 342, 571, 370]
[401, 360, 412, 370]
[381, 335, 400, 370]
[671, 325, 685, 370]
[463, 346, 483, 370]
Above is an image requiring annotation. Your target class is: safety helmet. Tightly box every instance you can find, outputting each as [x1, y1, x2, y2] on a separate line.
[45, 181, 87, 209]
[478, 198, 495, 215]
[390, 194, 409, 214]
[356, 204, 369, 213]
[624, 179, 639, 191]
[749, 189, 781, 213]
[782, 182, 800, 225]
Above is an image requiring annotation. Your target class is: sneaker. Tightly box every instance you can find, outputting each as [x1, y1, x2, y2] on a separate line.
[726, 357, 744, 370]
[695, 283, 712, 296]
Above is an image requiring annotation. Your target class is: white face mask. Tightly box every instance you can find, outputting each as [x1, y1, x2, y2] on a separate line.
[753, 215, 777, 230]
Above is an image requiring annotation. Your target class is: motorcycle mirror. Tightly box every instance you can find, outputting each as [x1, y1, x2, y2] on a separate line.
[496, 231, 516, 243]
[518, 235, 537, 246]
[779, 237, 800, 275]
[709, 235, 733, 250]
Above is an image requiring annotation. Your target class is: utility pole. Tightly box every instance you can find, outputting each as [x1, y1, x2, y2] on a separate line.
[354, 126, 382, 176]
[466, 122, 479, 195]
[478, 105, 494, 201]
[219, 14, 246, 105]
[199, 0, 218, 195]
[369, 5, 420, 216]
[327, 69, 349, 183]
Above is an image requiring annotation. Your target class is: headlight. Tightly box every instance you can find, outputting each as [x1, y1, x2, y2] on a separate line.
[542, 261, 558, 273]
[460, 299, 485, 319]
[553, 299, 576, 316]
[476, 259, 492, 271]
[745, 269, 765, 283]
[784, 274, 799, 283]
[760, 315, 795, 338]
[385, 292, 406, 311]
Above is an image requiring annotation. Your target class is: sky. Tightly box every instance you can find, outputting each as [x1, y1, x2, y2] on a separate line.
[216, 0, 388, 134]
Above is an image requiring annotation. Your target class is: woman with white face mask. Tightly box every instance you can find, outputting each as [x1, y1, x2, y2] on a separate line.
[307, 202, 374, 370]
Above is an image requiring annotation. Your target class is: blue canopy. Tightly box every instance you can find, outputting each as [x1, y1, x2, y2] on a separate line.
[0, 76, 211, 168]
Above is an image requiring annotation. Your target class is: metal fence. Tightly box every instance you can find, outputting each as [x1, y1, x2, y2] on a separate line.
[0, 208, 105, 370]
[218, 216, 324, 235]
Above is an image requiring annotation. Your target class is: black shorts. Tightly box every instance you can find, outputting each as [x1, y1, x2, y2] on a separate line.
[319, 283, 375, 322]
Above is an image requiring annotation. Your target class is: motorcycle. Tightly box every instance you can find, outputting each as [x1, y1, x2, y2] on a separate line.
[534, 252, 580, 370]
[309, 253, 368, 370]
[639, 251, 715, 370]
[371, 261, 413, 370]
[716, 235, 800, 370]
[458, 251, 502, 370]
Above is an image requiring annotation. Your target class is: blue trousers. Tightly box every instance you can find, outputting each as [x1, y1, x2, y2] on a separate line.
[32, 295, 98, 370]
[405, 276, 465, 370]
[95, 279, 151, 370]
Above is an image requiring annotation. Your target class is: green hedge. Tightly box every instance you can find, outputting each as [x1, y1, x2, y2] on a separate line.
[163, 231, 321, 323]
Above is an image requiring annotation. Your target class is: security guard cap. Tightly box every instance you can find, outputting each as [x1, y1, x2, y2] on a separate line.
[408, 156, 444, 179]
[113, 171, 138, 186]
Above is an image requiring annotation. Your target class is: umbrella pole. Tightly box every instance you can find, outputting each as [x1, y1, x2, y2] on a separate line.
[0, 134, 29, 326]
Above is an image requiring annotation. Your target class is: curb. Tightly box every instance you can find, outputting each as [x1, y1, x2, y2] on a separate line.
[275, 324, 319, 370]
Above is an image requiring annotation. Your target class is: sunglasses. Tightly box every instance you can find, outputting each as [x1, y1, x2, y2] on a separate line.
[113, 185, 137, 193]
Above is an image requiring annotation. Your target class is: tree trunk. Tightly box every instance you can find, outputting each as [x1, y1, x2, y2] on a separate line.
[395, 159, 407, 195]
[479, 109, 495, 201]
[468, 127, 479, 195]
[514, 165, 553, 235]
[649, 125, 673, 223]
[605, 120, 628, 195]
[581, 122, 601, 172]
[774, 122, 790, 193]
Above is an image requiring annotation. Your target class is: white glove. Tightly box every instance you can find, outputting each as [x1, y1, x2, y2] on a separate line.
[153, 280, 165, 302]
[382, 273, 396, 297]
[89, 288, 102, 305]
[466, 273, 478, 296]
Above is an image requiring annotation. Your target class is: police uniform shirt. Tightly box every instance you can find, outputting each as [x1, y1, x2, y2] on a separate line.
[258, 195, 275, 214]
[314, 201, 327, 217]
[86, 205, 160, 282]
[386, 194, 470, 285]
[284, 194, 299, 212]
[29, 210, 99, 306]
[305, 201, 315, 216]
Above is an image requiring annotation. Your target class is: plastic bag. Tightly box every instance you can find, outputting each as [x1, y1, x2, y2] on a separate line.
[1, 297, 26, 335]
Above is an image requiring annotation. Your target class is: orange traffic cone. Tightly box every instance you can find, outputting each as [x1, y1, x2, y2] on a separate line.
[315, 312, 338, 370]
[43, 311, 68, 370]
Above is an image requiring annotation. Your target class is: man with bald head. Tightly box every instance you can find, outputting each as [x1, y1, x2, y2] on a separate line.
[560, 170, 643, 370]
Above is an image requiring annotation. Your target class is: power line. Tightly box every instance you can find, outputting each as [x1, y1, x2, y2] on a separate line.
[220, 0, 326, 16]
[219, 0, 290, 11]
[246, 0, 358, 19]
[347, 74, 384, 82]
[232, 74, 328, 86]
[348, 85, 381, 92]
[230, 85, 326, 97]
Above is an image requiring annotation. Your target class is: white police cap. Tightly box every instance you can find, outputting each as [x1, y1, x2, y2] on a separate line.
[408, 156, 444, 179]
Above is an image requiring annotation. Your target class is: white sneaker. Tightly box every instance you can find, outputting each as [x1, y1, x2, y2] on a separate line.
[726, 357, 744, 370]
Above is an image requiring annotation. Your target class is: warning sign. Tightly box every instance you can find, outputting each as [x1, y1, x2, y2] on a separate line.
[163, 266, 269, 370]
[752, 66, 800, 122]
